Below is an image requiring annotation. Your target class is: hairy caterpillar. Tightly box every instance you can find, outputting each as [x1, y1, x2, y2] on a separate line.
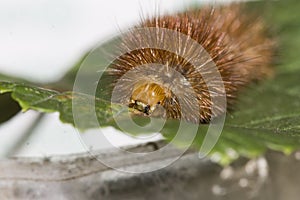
[106, 4, 274, 124]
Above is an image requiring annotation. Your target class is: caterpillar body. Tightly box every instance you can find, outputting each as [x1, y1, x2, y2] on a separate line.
[107, 4, 275, 124]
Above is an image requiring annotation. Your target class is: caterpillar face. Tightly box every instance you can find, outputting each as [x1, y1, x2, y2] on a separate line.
[129, 82, 168, 115]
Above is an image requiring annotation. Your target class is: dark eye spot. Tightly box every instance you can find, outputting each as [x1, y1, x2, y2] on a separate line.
[144, 105, 151, 114]
[157, 101, 161, 105]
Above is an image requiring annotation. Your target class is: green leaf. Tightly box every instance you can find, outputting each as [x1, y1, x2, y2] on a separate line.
[0, 82, 126, 130]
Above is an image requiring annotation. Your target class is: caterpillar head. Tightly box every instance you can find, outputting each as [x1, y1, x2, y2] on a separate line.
[129, 82, 170, 115]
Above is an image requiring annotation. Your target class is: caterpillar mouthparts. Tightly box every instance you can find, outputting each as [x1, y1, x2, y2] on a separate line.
[108, 3, 275, 124]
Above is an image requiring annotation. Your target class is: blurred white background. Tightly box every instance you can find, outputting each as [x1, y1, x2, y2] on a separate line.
[0, 0, 241, 158]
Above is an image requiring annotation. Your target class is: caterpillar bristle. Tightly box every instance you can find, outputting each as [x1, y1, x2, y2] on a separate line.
[107, 3, 275, 124]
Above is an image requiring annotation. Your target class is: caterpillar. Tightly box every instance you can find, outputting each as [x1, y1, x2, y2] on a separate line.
[106, 3, 275, 124]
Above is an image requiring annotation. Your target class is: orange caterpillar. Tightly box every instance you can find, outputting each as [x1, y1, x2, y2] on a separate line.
[108, 4, 275, 123]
